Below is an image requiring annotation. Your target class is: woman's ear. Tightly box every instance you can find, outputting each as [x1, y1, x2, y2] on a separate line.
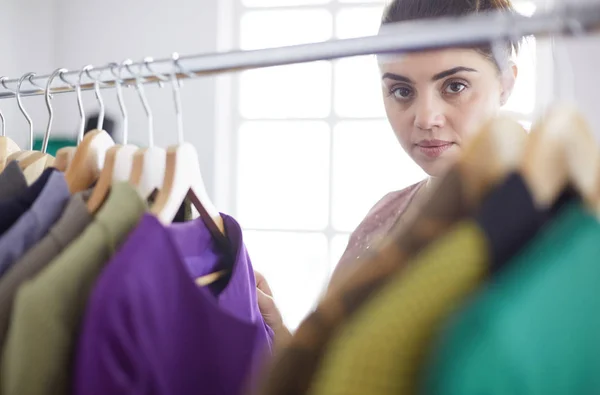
[500, 61, 518, 106]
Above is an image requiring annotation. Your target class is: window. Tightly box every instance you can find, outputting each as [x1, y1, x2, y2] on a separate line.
[227, 0, 539, 329]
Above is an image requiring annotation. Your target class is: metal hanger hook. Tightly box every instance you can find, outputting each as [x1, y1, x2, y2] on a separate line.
[109, 61, 129, 144]
[144, 57, 169, 87]
[125, 59, 154, 147]
[43, 68, 68, 153]
[171, 53, 186, 144]
[84, 65, 106, 131]
[0, 77, 8, 137]
[74, 66, 92, 142]
[16, 72, 35, 150]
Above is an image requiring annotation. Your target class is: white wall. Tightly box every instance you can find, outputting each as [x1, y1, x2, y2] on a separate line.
[563, 0, 600, 139]
[49, 0, 221, 194]
[0, 0, 56, 149]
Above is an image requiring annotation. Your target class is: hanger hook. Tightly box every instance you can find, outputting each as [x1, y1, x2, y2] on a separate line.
[109, 61, 129, 144]
[171, 53, 185, 144]
[44, 68, 68, 154]
[125, 59, 154, 147]
[144, 57, 169, 87]
[59, 70, 84, 144]
[16, 72, 35, 150]
[71, 66, 92, 143]
[28, 75, 47, 93]
[0, 77, 8, 137]
[84, 65, 106, 131]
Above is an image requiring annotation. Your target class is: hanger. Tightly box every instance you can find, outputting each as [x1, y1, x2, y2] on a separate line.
[129, 58, 167, 199]
[4, 73, 42, 166]
[18, 69, 67, 181]
[454, 35, 529, 207]
[65, 65, 115, 194]
[86, 64, 132, 213]
[4, 73, 56, 183]
[53, 70, 81, 172]
[148, 54, 227, 286]
[150, 54, 224, 231]
[519, 20, 600, 209]
[457, 115, 528, 207]
[0, 77, 21, 171]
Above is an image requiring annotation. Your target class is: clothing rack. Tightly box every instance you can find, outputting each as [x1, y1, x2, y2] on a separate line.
[1, 2, 599, 100]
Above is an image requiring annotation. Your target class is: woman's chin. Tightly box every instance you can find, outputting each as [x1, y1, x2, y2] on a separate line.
[417, 155, 457, 178]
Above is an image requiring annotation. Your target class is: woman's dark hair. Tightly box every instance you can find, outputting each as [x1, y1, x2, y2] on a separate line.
[381, 0, 522, 70]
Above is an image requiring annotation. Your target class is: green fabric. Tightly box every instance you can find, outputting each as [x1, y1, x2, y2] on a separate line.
[422, 202, 600, 395]
[1, 183, 146, 395]
[33, 137, 76, 157]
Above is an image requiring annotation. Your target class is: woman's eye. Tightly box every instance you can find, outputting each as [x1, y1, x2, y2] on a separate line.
[445, 82, 467, 94]
[392, 87, 413, 99]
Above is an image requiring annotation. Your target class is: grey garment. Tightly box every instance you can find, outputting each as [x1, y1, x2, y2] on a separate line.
[0, 171, 70, 278]
[0, 162, 27, 202]
[0, 189, 93, 353]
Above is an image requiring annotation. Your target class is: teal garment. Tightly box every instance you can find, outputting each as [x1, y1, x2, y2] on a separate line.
[33, 137, 76, 157]
[422, 202, 600, 395]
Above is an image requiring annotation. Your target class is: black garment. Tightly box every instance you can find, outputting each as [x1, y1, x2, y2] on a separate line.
[0, 168, 55, 236]
[474, 173, 573, 273]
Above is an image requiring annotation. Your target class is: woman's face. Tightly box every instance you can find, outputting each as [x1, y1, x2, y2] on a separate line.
[380, 48, 516, 177]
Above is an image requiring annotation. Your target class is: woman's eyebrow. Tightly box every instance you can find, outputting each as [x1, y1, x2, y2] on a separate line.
[381, 73, 413, 83]
[432, 67, 478, 81]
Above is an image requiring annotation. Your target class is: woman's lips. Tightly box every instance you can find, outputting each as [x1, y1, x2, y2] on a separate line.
[415, 141, 454, 158]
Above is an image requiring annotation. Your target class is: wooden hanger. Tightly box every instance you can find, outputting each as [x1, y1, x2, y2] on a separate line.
[54, 146, 76, 172]
[86, 142, 137, 214]
[65, 129, 114, 193]
[86, 145, 121, 213]
[7, 72, 57, 183]
[456, 115, 528, 207]
[65, 66, 116, 193]
[520, 103, 600, 209]
[0, 137, 20, 172]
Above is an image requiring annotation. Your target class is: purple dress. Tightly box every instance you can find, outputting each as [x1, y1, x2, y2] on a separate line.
[74, 213, 274, 395]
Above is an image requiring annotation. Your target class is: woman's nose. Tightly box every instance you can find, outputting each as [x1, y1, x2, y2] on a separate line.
[414, 95, 445, 131]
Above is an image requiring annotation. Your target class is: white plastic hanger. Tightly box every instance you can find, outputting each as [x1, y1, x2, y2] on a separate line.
[128, 58, 167, 199]
[0, 77, 21, 171]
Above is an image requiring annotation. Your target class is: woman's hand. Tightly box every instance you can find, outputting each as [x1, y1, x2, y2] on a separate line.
[255, 271, 292, 348]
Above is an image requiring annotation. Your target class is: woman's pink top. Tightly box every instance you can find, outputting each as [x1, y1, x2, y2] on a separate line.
[332, 180, 426, 284]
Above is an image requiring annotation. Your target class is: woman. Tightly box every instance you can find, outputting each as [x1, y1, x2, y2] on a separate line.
[258, 0, 521, 341]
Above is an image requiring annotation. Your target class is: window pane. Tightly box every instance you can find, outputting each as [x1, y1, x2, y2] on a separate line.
[334, 56, 385, 118]
[332, 120, 427, 232]
[245, 231, 330, 329]
[243, 0, 330, 6]
[237, 121, 331, 230]
[240, 10, 333, 50]
[336, 7, 384, 39]
[331, 234, 350, 269]
[240, 61, 332, 119]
